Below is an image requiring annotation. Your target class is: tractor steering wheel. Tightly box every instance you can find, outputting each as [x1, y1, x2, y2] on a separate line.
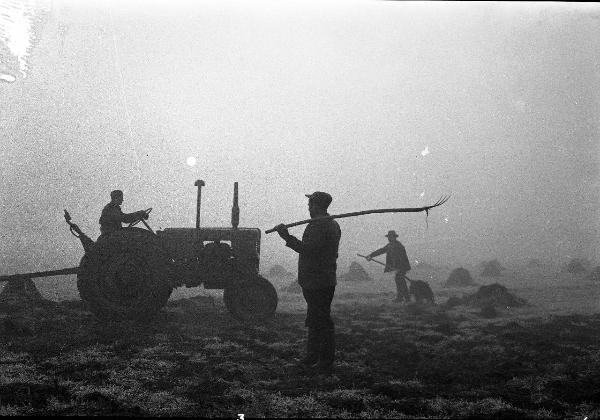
[128, 208, 152, 228]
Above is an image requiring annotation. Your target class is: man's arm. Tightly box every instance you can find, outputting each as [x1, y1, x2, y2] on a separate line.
[276, 223, 325, 255]
[368, 245, 388, 259]
[120, 210, 145, 224]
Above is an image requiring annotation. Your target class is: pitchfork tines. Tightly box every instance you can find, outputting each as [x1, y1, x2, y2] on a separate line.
[423, 195, 450, 227]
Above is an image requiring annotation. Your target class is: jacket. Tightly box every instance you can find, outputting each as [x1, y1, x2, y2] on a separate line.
[284, 216, 341, 290]
[369, 240, 411, 273]
[99, 203, 140, 235]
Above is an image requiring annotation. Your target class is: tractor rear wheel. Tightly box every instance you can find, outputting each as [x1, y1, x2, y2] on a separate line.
[224, 275, 277, 322]
[77, 228, 173, 321]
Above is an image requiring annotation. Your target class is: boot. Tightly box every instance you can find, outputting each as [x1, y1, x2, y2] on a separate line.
[314, 328, 335, 373]
[299, 328, 320, 367]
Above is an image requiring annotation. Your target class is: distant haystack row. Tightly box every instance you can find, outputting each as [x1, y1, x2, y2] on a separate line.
[563, 258, 591, 274]
[445, 267, 476, 288]
[480, 259, 505, 277]
[339, 261, 372, 282]
[587, 266, 600, 282]
[444, 260, 507, 288]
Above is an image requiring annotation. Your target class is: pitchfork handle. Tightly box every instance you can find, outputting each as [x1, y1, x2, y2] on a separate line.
[357, 254, 386, 267]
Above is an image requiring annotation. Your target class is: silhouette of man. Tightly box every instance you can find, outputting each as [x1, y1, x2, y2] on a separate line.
[275, 191, 341, 374]
[367, 230, 411, 303]
[99, 190, 148, 236]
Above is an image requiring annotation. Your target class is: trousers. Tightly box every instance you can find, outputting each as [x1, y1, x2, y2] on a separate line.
[302, 286, 335, 330]
[394, 271, 410, 301]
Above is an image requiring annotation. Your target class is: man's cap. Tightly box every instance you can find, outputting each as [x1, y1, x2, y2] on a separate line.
[305, 191, 332, 208]
[110, 190, 123, 199]
[385, 230, 399, 238]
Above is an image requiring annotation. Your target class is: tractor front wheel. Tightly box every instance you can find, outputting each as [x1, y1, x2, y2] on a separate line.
[224, 275, 277, 322]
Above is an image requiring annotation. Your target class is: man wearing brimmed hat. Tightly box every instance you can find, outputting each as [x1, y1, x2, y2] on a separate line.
[366, 230, 411, 302]
[275, 191, 341, 374]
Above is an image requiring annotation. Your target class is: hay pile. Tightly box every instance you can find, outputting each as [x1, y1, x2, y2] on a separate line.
[267, 264, 291, 278]
[479, 304, 498, 319]
[525, 258, 542, 268]
[444, 267, 476, 287]
[587, 266, 600, 282]
[565, 258, 587, 274]
[281, 279, 302, 294]
[0, 279, 56, 336]
[340, 261, 372, 282]
[444, 296, 463, 308]
[462, 283, 527, 308]
[0, 278, 44, 308]
[444, 283, 526, 310]
[481, 260, 505, 277]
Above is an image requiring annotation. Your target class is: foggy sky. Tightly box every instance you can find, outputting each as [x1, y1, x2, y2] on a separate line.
[1, 0, 598, 276]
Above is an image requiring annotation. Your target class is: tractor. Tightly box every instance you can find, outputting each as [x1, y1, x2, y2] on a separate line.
[0, 181, 278, 322]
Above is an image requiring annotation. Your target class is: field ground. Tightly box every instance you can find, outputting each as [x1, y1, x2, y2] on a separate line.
[0, 265, 599, 417]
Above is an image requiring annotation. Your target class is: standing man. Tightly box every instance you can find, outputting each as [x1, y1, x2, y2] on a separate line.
[275, 191, 341, 373]
[366, 230, 411, 303]
[99, 190, 148, 236]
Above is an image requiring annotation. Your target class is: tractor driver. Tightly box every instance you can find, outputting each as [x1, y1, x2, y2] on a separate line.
[99, 190, 149, 236]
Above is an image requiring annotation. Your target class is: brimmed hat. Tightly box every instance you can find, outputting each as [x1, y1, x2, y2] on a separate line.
[305, 191, 332, 208]
[385, 230, 399, 238]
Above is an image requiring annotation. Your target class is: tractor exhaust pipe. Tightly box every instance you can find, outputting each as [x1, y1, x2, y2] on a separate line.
[231, 182, 239, 229]
[194, 179, 205, 229]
